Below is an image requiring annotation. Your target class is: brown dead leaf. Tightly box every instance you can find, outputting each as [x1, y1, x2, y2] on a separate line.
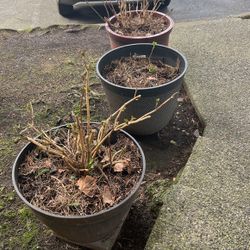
[57, 168, 65, 174]
[101, 155, 110, 163]
[44, 159, 52, 168]
[114, 162, 125, 172]
[76, 175, 97, 197]
[102, 186, 114, 206]
[113, 159, 130, 173]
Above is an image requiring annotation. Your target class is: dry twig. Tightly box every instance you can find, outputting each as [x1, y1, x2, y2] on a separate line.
[26, 63, 176, 177]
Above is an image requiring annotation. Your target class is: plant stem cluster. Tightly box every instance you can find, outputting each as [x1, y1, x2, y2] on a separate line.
[26, 62, 176, 175]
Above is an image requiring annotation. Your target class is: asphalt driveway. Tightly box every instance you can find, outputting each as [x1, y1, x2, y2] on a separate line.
[0, 0, 250, 30]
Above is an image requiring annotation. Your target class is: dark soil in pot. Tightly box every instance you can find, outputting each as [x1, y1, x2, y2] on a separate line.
[108, 11, 169, 37]
[17, 128, 143, 216]
[103, 55, 180, 88]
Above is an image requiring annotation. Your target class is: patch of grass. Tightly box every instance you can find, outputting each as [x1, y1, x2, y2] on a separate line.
[0, 185, 40, 249]
[19, 208, 39, 249]
[18, 207, 32, 220]
[0, 187, 15, 202]
[2, 210, 16, 219]
[0, 203, 40, 249]
[34, 106, 55, 123]
[0, 138, 14, 169]
[0, 200, 4, 210]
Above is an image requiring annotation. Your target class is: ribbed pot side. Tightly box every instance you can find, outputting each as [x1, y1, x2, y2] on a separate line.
[96, 43, 188, 135]
[12, 126, 146, 249]
[105, 11, 174, 49]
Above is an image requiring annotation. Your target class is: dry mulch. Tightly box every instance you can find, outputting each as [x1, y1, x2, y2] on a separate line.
[18, 132, 142, 216]
[110, 12, 168, 36]
[104, 56, 180, 88]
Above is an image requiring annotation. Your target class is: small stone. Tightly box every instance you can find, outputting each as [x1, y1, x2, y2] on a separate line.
[170, 140, 177, 146]
[193, 129, 200, 138]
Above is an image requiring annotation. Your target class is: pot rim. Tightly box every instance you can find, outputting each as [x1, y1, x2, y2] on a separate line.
[105, 10, 174, 40]
[96, 43, 188, 91]
[12, 123, 146, 219]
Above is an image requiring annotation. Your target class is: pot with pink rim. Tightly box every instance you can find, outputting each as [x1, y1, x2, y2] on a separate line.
[105, 10, 174, 49]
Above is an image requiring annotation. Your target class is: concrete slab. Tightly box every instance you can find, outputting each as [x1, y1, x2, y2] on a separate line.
[177, 138, 250, 194]
[169, 17, 250, 143]
[146, 17, 250, 249]
[146, 137, 250, 249]
[168, 0, 250, 22]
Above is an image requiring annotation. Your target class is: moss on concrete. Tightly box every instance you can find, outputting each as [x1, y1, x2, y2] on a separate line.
[0, 184, 53, 249]
[0, 139, 14, 169]
[0, 184, 40, 249]
[146, 179, 174, 217]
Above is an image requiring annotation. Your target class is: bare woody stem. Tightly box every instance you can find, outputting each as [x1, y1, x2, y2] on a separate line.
[25, 56, 178, 177]
[92, 95, 141, 157]
[26, 136, 79, 172]
[92, 92, 177, 158]
[117, 92, 178, 130]
[84, 68, 92, 166]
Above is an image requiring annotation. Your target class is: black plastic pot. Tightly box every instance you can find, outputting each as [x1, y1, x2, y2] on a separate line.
[12, 125, 146, 249]
[96, 43, 188, 135]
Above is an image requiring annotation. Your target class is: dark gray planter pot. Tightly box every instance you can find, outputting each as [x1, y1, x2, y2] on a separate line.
[12, 125, 146, 250]
[96, 43, 188, 135]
